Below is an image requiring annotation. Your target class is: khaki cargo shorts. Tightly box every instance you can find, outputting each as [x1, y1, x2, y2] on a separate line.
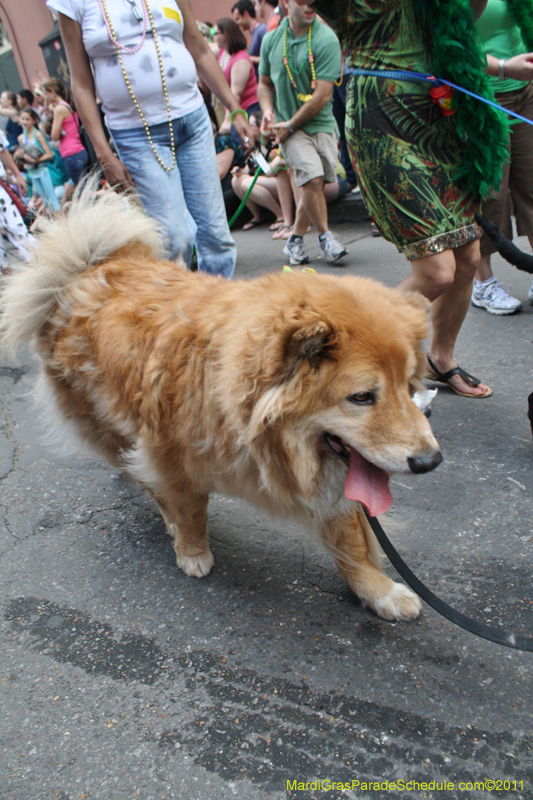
[282, 129, 338, 187]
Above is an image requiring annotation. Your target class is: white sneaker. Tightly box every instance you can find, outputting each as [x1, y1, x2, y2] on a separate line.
[319, 230, 348, 264]
[283, 237, 310, 266]
[471, 279, 522, 315]
[528, 279, 533, 305]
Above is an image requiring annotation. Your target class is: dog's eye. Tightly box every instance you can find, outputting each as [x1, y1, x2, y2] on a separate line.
[348, 391, 375, 405]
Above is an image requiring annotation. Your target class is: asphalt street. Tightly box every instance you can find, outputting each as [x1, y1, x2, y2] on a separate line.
[1, 203, 532, 800]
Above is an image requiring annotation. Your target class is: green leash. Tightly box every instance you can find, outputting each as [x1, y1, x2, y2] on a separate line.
[228, 139, 285, 229]
[228, 168, 264, 229]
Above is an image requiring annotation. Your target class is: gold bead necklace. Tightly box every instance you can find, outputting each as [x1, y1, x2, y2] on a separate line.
[282, 24, 316, 104]
[99, 0, 176, 172]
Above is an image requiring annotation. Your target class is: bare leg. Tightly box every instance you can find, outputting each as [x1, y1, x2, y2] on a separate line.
[399, 240, 490, 396]
[231, 174, 261, 223]
[248, 177, 282, 218]
[322, 510, 421, 621]
[274, 168, 295, 227]
[289, 168, 302, 206]
[293, 197, 312, 237]
[476, 253, 494, 282]
[232, 173, 282, 221]
[294, 176, 329, 237]
[217, 149, 234, 180]
[323, 180, 340, 203]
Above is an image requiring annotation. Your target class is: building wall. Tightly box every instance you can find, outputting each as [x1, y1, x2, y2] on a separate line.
[191, 0, 234, 26]
[0, 0, 53, 90]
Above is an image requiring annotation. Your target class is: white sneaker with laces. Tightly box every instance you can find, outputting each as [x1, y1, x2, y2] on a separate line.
[529, 279, 533, 305]
[283, 237, 310, 266]
[319, 230, 348, 264]
[471, 279, 522, 315]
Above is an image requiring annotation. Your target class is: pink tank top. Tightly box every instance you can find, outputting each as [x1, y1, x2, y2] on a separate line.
[58, 101, 85, 158]
[219, 50, 258, 111]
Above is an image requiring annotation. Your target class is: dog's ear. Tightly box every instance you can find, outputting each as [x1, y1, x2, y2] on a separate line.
[285, 319, 337, 373]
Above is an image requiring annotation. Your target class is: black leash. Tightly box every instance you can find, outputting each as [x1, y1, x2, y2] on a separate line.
[363, 509, 533, 652]
[475, 213, 533, 275]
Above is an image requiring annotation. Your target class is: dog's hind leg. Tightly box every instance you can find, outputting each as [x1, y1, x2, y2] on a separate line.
[322, 510, 421, 622]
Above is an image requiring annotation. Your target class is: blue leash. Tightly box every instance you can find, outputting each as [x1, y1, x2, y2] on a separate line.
[345, 67, 533, 127]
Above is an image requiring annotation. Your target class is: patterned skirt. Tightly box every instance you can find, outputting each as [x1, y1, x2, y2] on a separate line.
[345, 75, 481, 260]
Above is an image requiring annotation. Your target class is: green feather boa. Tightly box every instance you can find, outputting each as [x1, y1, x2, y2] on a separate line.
[506, 0, 533, 51]
[411, 0, 509, 200]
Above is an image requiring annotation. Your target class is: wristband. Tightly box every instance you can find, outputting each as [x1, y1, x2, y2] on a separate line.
[286, 120, 295, 135]
[498, 58, 506, 81]
[230, 108, 249, 123]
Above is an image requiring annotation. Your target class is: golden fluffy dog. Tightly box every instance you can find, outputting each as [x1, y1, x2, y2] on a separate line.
[0, 185, 442, 622]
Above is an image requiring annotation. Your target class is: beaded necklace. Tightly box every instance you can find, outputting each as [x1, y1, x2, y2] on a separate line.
[282, 24, 316, 103]
[97, 0, 147, 53]
[98, 0, 176, 172]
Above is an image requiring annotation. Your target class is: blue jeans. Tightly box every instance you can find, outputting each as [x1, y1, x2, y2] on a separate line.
[63, 149, 90, 185]
[30, 169, 61, 211]
[111, 104, 236, 278]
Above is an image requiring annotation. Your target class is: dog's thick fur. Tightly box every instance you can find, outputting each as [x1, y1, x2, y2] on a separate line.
[0, 184, 443, 622]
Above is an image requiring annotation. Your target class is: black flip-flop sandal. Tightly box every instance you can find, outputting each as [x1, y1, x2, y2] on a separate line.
[426, 355, 492, 398]
[242, 219, 263, 231]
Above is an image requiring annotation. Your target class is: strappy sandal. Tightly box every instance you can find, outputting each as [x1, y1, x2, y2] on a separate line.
[269, 218, 285, 231]
[242, 218, 263, 231]
[426, 355, 492, 398]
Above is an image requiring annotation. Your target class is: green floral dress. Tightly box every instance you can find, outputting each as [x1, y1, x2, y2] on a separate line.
[313, 0, 482, 260]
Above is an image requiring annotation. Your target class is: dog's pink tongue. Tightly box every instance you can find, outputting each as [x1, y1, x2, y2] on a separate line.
[344, 447, 393, 516]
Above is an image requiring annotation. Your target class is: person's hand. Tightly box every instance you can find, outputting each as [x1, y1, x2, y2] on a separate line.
[501, 52, 533, 82]
[260, 110, 275, 133]
[219, 119, 231, 135]
[99, 154, 135, 191]
[231, 112, 255, 155]
[272, 121, 292, 145]
[15, 173, 27, 197]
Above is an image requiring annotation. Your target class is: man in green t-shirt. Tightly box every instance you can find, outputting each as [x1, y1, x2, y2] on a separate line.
[258, 0, 348, 264]
[470, 0, 533, 315]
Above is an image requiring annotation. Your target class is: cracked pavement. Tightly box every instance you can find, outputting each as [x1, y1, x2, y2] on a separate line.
[1, 222, 532, 800]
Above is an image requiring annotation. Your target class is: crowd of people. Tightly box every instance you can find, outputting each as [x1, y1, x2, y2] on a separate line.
[0, 0, 532, 399]
[0, 80, 91, 267]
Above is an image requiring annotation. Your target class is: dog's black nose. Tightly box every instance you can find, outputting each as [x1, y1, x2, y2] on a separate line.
[407, 450, 443, 474]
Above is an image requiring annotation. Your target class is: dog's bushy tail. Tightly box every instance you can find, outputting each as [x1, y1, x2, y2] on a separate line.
[0, 175, 165, 356]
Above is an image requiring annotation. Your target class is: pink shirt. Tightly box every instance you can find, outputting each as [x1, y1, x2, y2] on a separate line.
[58, 102, 85, 158]
[219, 50, 258, 111]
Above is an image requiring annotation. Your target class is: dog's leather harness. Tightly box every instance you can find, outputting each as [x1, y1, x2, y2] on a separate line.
[364, 509, 533, 652]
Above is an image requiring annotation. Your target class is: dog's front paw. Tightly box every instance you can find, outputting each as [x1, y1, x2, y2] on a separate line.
[176, 549, 215, 578]
[370, 582, 421, 621]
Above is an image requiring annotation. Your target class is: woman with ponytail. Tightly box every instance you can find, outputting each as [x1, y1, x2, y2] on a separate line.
[294, 0, 508, 398]
[471, 0, 533, 315]
[41, 77, 89, 185]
